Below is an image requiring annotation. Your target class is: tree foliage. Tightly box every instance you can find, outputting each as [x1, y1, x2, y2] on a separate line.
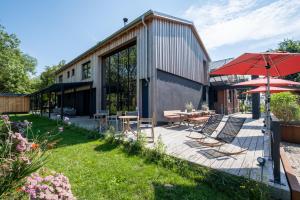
[34, 60, 65, 91]
[276, 39, 300, 82]
[0, 25, 37, 94]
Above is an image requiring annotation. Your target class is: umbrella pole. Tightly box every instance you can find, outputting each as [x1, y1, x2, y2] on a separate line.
[266, 64, 272, 160]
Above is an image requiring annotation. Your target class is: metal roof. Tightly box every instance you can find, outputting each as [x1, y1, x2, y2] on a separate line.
[30, 81, 93, 95]
[209, 58, 251, 86]
[0, 93, 27, 97]
[56, 10, 211, 74]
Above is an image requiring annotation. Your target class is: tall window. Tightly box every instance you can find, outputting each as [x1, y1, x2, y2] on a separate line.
[58, 75, 63, 83]
[72, 68, 75, 76]
[67, 71, 70, 78]
[203, 60, 208, 83]
[82, 61, 91, 80]
[103, 44, 137, 114]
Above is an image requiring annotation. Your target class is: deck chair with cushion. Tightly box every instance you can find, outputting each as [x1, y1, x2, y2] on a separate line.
[197, 117, 247, 156]
[187, 114, 224, 139]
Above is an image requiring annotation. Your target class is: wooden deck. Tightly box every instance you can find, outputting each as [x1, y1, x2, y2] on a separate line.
[146, 113, 290, 199]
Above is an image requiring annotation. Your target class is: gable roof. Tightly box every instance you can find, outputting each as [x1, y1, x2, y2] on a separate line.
[56, 10, 211, 74]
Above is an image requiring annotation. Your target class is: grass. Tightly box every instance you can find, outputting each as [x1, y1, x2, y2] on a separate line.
[10, 114, 268, 200]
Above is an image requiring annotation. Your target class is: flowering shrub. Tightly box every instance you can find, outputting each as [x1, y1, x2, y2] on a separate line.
[0, 115, 47, 198]
[23, 172, 76, 200]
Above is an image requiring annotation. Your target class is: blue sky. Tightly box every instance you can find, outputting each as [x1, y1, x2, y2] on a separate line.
[1, 0, 300, 75]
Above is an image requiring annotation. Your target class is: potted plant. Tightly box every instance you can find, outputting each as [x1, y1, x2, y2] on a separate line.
[271, 92, 300, 144]
[185, 102, 194, 113]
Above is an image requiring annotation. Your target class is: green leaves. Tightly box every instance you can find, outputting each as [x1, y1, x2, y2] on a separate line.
[271, 92, 300, 122]
[0, 25, 37, 94]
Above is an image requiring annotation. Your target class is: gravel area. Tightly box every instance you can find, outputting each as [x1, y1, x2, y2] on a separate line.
[282, 142, 300, 183]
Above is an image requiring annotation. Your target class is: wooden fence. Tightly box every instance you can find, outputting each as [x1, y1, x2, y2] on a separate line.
[0, 95, 30, 113]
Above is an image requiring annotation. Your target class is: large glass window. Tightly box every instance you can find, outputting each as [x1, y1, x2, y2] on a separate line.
[103, 44, 137, 114]
[82, 61, 91, 80]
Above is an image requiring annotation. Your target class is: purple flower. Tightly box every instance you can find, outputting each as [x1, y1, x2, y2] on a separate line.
[63, 117, 69, 122]
[1, 115, 9, 122]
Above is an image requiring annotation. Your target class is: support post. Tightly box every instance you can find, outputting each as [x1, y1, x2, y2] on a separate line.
[40, 92, 43, 116]
[89, 83, 93, 118]
[271, 118, 281, 184]
[251, 75, 260, 119]
[48, 92, 51, 118]
[60, 84, 64, 120]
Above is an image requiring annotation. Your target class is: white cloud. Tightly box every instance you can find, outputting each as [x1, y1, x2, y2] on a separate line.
[184, 0, 300, 49]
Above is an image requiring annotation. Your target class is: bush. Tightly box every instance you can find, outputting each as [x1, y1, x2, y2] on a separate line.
[0, 115, 76, 199]
[271, 92, 300, 122]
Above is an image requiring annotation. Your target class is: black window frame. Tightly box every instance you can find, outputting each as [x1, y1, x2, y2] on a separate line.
[67, 71, 70, 78]
[82, 61, 91, 80]
[58, 75, 63, 83]
[72, 68, 75, 76]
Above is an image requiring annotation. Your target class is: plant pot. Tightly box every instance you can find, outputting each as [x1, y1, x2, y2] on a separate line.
[280, 123, 300, 144]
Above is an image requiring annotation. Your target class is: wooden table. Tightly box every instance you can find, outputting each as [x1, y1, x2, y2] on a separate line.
[118, 115, 139, 136]
[175, 111, 202, 126]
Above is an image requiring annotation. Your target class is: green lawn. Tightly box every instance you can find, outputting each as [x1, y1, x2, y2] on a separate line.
[10, 115, 260, 200]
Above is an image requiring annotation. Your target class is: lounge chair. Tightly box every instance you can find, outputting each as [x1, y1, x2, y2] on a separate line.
[187, 114, 224, 139]
[197, 117, 247, 156]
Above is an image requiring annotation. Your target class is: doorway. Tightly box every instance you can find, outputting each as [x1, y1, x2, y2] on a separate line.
[142, 79, 149, 118]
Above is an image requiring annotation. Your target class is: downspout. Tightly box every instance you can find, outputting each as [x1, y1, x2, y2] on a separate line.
[141, 15, 149, 83]
[142, 14, 152, 118]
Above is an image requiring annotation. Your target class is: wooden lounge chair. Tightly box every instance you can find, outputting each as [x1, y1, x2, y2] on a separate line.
[197, 117, 247, 155]
[187, 114, 224, 139]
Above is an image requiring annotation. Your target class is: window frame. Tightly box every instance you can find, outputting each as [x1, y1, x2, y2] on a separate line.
[82, 61, 91, 80]
[58, 75, 63, 83]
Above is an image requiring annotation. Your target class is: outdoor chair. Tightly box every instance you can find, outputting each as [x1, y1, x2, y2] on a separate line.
[196, 117, 247, 156]
[187, 114, 224, 139]
[107, 111, 123, 132]
[138, 112, 156, 142]
[94, 110, 109, 131]
[124, 111, 139, 126]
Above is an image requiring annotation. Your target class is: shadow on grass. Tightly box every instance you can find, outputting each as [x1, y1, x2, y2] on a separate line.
[152, 182, 204, 200]
[9, 114, 99, 149]
[94, 141, 119, 152]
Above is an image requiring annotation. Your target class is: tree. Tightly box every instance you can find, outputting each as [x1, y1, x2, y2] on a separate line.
[276, 39, 300, 82]
[0, 25, 37, 94]
[35, 60, 65, 90]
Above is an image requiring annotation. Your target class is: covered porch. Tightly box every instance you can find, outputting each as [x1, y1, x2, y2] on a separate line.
[30, 81, 95, 120]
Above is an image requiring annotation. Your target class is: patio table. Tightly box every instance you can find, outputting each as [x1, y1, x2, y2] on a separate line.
[175, 111, 202, 126]
[119, 115, 139, 137]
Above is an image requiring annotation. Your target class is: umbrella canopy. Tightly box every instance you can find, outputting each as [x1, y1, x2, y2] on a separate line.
[210, 52, 300, 76]
[234, 77, 300, 87]
[243, 86, 298, 94]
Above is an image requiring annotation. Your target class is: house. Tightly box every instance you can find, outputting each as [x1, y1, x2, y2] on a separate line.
[33, 10, 211, 122]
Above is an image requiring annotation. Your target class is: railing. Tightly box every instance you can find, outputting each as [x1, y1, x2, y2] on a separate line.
[270, 115, 281, 184]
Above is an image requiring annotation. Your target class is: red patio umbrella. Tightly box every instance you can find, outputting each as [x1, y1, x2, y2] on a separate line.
[242, 86, 299, 94]
[234, 77, 300, 87]
[210, 52, 300, 134]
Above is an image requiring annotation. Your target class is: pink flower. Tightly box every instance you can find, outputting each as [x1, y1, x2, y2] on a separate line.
[58, 127, 64, 132]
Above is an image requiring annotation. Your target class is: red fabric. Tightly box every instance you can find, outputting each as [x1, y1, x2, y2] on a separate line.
[234, 77, 300, 86]
[210, 52, 300, 76]
[243, 86, 298, 94]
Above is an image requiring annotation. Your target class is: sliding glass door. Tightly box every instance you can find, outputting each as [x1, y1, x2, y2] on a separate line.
[103, 44, 137, 114]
